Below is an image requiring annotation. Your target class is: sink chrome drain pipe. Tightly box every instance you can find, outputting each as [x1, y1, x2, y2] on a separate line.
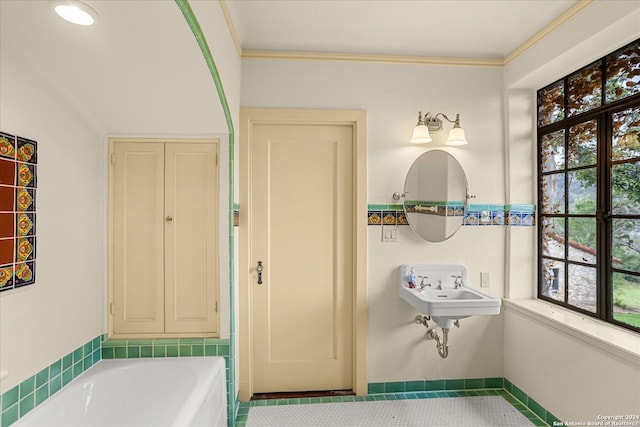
[414, 315, 456, 359]
[432, 328, 449, 358]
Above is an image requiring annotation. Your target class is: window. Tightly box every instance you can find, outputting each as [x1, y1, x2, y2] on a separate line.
[537, 38, 640, 333]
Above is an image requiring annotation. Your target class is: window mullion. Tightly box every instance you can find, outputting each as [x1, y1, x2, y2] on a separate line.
[599, 112, 612, 321]
[564, 127, 570, 305]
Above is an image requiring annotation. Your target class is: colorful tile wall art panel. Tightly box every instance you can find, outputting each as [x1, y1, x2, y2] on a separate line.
[0, 131, 36, 292]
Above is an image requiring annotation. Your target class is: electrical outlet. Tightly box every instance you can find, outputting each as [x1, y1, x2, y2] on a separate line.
[480, 272, 490, 288]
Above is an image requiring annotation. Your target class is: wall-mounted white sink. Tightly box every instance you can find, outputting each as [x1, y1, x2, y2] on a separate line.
[399, 264, 501, 328]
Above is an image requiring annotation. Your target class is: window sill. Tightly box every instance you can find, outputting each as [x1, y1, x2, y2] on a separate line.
[503, 299, 640, 365]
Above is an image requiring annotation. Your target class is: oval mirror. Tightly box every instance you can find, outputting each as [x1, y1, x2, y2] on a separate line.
[403, 149, 468, 242]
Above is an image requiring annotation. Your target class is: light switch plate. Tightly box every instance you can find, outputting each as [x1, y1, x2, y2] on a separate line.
[382, 225, 397, 242]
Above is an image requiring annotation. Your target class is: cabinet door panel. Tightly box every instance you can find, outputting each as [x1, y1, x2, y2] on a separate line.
[164, 143, 218, 334]
[113, 143, 165, 334]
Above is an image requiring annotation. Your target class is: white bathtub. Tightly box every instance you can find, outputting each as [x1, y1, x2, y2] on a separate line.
[15, 357, 227, 427]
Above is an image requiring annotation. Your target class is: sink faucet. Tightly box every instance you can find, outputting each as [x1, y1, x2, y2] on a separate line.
[435, 280, 442, 290]
[418, 276, 431, 290]
[451, 275, 463, 289]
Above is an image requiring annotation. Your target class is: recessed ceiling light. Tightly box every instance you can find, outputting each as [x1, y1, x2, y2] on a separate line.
[50, 1, 97, 26]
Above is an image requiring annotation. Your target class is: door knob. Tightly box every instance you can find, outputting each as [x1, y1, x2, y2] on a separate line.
[165, 216, 173, 223]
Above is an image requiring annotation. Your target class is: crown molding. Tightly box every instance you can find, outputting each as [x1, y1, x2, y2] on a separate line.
[242, 50, 503, 67]
[219, 0, 242, 57]
[220, 0, 594, 67]
[503, 0, 594, 65]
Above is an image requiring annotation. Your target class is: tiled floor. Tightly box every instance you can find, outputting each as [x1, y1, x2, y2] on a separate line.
[236, 389, 550, 427]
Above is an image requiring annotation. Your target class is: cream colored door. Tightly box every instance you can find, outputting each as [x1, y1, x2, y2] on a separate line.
[251, 123, 354, 393]
[164, 143, 218, 334]
[111, 140, 218, 337]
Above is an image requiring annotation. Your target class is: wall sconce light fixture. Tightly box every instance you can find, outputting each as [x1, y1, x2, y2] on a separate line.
[410, 111, 468, 146]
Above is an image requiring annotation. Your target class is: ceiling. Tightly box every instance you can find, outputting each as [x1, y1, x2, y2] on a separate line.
[0, 0, 616, 137]
[0, 0, 225, 135]
[224, 0, 583, 62]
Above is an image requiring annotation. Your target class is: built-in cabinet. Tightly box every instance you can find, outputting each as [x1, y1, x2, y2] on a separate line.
[109, 139, 219, 337]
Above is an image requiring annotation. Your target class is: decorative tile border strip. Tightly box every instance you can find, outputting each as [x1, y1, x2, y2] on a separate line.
[0, 335, 104, 427]
[233, 203, 536, 227]
[367, 204, 536, 226]
[464, 204, 507, 226]
[0, 131, 38, 293]
[367, 203, 405, 226]
[101, 337, 233, 424]
[504, 204, 536, 226]
[234, 377, 559, 427]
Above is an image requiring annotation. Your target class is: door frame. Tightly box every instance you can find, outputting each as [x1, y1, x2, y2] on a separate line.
[107, 137, 220, 339]
[238, 109, 367, 400]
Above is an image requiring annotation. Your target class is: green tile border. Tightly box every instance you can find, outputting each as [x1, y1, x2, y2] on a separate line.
[506, 204, 536, 212]
[235, 389, 536, 427]
[174, 1, 238, 425]
[0, 335, 104, 427]
[367, 377, 503, 394]
[235, 378, 559, 427]
[368, 203, 404, 210]
[367, 378, 558, 425]
[0, 335, 233, 427]
[100, 337, 230, 360]
[504, 378, 561, 426]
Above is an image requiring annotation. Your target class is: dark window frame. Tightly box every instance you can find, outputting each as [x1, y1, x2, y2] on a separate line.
[537, 38, 640, 334]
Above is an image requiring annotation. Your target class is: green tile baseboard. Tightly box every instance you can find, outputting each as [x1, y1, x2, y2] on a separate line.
[367, 377, 504, 394]
[366, 378, 558, 427]
[234, 377, 560, 427]
[504, 378, 561, 427]
[233, 390, 524, 427]
[2, 348, 558, 427]
[0, 335, 104, 427]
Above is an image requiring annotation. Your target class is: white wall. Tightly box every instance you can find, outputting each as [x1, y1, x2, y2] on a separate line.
[503, 1, 640, 421]
[505, 308, 640, 421]
[241, 59, 506, 382]
[0, 49, 105, 394]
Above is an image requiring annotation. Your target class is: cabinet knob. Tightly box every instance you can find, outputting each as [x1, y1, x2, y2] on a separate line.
[166, 216, 173, 223]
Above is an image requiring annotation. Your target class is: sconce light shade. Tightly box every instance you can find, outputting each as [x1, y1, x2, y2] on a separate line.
[410, 124, 432, 144]
[410, 111, 468, 146]
[446, 126, 468, 146]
